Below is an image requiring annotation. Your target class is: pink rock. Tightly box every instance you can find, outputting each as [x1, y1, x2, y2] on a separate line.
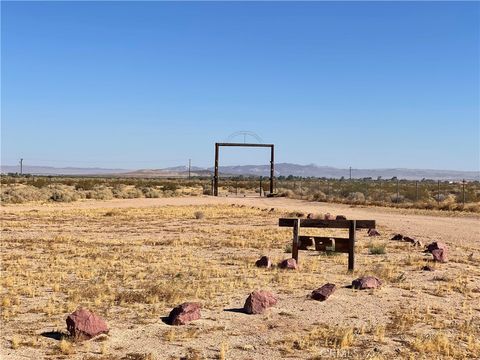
[255, 256, 271, 268]
[351, 276, 382, 290]
[367, 229, 380, 237]
[311, 283, 336, 301]
[278, 258, 298, 270]
[324, 213, 335, 220]
[431, 249, 448, 263]
[426, 242, 448, 263]
[168, 302, 201, 325]
[336, 215, 347, 220]
[66, 308, 109, 340]
[243, 290, 277, 314]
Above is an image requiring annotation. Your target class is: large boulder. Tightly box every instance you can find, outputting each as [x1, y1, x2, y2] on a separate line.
[243, 290, 277, 314]
[351, 276, 382, 290]
[255, 256, 271, 268]
[311, 283, 336, 301]
[66, 308, 109, 340]
[168, 302, 202, 325]
[278, 258, 298, 270]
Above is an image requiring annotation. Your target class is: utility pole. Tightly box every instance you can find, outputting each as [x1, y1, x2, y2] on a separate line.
[20, 158, 23, 175]
[437, 180, 440, 203]
[349, 167, 352, 180]
[188, 159, 191, 180]
[462, 179, 466, 206]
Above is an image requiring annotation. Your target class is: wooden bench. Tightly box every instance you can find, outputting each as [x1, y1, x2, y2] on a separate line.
[278, 218, 376, 271]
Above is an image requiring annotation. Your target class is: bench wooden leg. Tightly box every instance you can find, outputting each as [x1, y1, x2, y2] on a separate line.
[348, 220, 356, 271]
[292, 218, 300, 262]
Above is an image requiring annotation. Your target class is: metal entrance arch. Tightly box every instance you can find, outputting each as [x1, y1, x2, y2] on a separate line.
[213, 142, 275, 196]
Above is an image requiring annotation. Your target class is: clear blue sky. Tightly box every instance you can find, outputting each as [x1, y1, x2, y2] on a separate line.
[1, 1, 479, 171]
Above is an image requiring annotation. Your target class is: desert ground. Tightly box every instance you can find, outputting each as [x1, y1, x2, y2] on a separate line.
[1, 196, 479, 359]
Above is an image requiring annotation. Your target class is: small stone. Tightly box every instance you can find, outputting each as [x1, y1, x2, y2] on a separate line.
[391, 234, 403, 241]
[243, 290, 277, 314]
[311, 283, 336, 301]
[351, 276, 382, 290]
[278, 258, 298, 270]
[367, 229, 380, 237]
[422, 265, 434, 271]
[168, 302, 201, 325]
[336, 215, 347, 220]
[255, 256, 271, 268]
[66, 308, 109, 340]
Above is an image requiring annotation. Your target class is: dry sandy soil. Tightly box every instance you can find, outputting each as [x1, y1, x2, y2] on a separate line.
[1, 196, 479, 359]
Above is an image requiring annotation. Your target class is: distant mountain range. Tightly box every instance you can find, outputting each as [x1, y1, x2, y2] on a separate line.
[1, 163, 478, 180]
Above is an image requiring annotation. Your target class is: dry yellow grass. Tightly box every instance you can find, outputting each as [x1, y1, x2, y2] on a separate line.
[1, 198, 479, 359]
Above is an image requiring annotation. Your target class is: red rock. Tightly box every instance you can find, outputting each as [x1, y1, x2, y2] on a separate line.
[336, 215, 347, 220]
[255, 256, 271, 268]
[168, 302, 201, 325]
[278, 258, 298, 270]
[311, 283, 336, 301]
[426, 242, 448, 262]
[431, 249, 448, 263]
[351, 276, 382, 290]
[324, 213, 335, 220]
[391, 234, 403, 241]
[243, 290, 277, 314]
[66, 308, 109, 340]
[367, 229, 380, 237]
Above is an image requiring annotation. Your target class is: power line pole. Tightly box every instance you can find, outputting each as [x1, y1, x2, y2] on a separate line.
[349, 166, 352, 180]
[20, 158, 23, 175]
[188, 159, 191, 180]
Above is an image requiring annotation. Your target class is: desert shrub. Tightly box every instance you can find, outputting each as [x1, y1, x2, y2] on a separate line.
[390, 193, 405, 203]
[162, 183, 179, 192]
[368, 243, 386, 255]
[0, 185, 50, 203]
[202, 185, 212, 195]
[86, 185, 114, 200]
[140, 187, 162, 198]
[347, 192, 365, 203]
[284, 243, 292, 253]
[278, 189, 295, 198]
[49, 185, 81, 202]
[112, 185, 143, 199]
[311, 191, 327, 202]
[194, 211, 205, 220]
